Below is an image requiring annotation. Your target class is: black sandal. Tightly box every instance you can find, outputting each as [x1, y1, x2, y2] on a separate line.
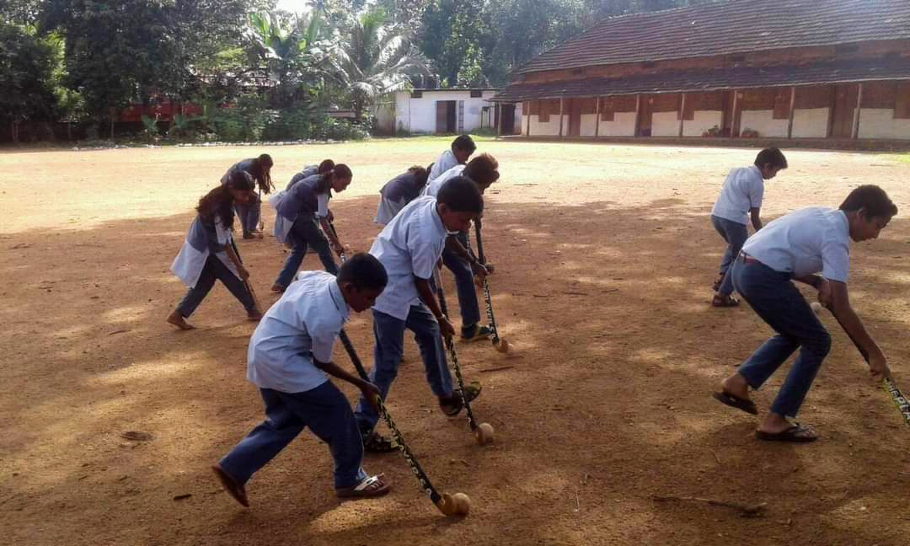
[712, 390, 758, 415]
[712, 294, 740, 307]
[439, 383, 482, 416]
[755, 423, 818, 443]
[362, 431, 397, 453]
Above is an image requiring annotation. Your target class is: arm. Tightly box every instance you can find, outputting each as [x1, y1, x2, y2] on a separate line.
[750, 207, 762, 231]
[320, 216, 344, 254]
[415, 276, 456, 338]
[313, 357, 380, 406]
[444, 235, 488, 278]
[822, 280, 890, 381]
[224, 243, 249, 280]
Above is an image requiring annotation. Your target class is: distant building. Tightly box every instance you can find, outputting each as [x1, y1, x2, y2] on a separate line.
[493, 0, 910, 141]
[376, 88, 522, 135]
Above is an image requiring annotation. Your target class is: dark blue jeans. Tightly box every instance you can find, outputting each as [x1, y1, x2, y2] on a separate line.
[712, 215, 749, 296]
[353, 306, 453, 434]
[732, 257, 831, 418]
[442, 231, 481, 334]
[177, 255, 255, 317]
[235, 192, 261, 235]
[274, 215, 338, 289]
[218, 383, 367, 489]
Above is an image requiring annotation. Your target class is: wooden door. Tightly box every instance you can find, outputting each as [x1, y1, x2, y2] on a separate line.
[831, 84, 857, 138]
[435, 101, 447, 134]
[567, 99, 583, 137]
[501, 104, 515, 134]
[637, 96, 653, 137]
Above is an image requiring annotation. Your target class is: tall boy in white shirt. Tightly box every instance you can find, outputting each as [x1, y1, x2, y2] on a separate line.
[713, 185, 896, 443]
[212, 253, 392, 506]
[353, 176, 485, 452]
[710, 147, 788, 307]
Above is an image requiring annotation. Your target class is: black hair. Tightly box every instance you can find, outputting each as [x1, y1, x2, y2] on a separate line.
[247, 154, 274, 195]
[452, 134, 476, 153]
[754, 147, 788, 170]
[318, 159, 335, 174]
[315, 164, 353, 193]
[198, 172, 254, 230]
[337, 253, 388, 292]
[463, 153, 500, 187]
[407, 165, 430, 189]
[840, 185, 898, 219]
[437, 175, 484, 214]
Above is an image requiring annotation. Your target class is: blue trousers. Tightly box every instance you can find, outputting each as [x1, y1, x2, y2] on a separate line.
[354, 306, 453, 433]
[712, 215, 749, 296]
[442, 232, 481, 334]
[274, 215, 338, 289]
[177, 255, 256, 317]
[732, 257, 831, 417]
[235, 192, 262, 235]
[218, 382, 367, 489]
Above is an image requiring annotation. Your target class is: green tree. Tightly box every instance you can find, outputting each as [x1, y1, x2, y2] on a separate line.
[0, 23, 59, 142]
[332, 8, 429, 120]
[419, 0, 486, 87]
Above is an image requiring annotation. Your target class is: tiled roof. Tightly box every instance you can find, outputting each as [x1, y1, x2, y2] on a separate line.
[493, 58, 910, 102]
[518, 0, 910, 74]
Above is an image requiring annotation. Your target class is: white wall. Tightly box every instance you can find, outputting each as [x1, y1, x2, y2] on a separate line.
[651, 112, 679, 137]
[858, 109, 910, 140]
[529, 115, 562, 136]
[740, 110, 788, 138]
[580, 114, 598, 136]
[375, 100, 395, 133]
[394, 90, 498, 134]
[597, 112, 637, 136]
[682, 111, 723, 137]
[513, 103, 523, 135]
[791, 108, 829, 138]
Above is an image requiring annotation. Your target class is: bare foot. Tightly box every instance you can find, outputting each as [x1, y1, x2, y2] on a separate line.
[720, 373, 750, 401]
[757, 412, 814, 436]
[167, 310, 195, 330]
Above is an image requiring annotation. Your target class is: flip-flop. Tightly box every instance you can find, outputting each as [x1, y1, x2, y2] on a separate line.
[336, 473, 391, 499]
[439, 383, 482, 416]
[712, 295, 740, 307]
[362, 431, 397, 454]
[712, 390, 758, 415]
[755, 423, 818, 443]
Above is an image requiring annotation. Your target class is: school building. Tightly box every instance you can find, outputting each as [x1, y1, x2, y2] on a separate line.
[375, 88, 523, 135]
[492, 0, 910, 143]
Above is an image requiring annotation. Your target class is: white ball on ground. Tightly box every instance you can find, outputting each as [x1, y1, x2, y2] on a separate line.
[475, 422, 495, 445]
[452, 492, 472, 515]
[811, 302, 823, 315]
[494, 338, 510, 354]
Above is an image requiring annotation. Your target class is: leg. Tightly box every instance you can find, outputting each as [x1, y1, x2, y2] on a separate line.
[247, 193, 262, 232]
[354, 310, 406, 433]
[442, 247, 481, 335]
[768, 312, 831, 418]
[298, 217, 338, 275]
[235, 203, 250, 235]
[717, 219, 749, 297]
[280, 382, 367, 489]
[218, 388, 305, 485]
[711, 215, 733, 275]
[406, 303, 454, 398]
[209, 256, 257, 314]
[273, 217, 311, 289]
[175, 256, 218, 318]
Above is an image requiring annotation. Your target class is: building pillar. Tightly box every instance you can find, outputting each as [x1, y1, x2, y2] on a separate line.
[594, 97, 600, 138]
[731, 90, 740, 137]
[558, 97, 565, 138]
[526, 101, 532, 136]
[787, 86, 796, 139]
[678, 93, 686, 137]
[634, 94, 642, 137]
[852, 83, 863, 139]
[496, 104, 502, 136]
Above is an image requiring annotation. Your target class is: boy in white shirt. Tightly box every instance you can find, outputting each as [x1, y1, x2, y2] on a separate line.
[212, 253, 391, 506]
[713, 185, 896, 443]
[710, 147, 787, 307]
[427, 134, 476, 183]
[354, 176, 485, 452]
[425, 154, 501, 340]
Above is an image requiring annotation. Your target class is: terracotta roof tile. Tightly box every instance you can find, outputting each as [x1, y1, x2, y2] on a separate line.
[518, 0, 910, 74]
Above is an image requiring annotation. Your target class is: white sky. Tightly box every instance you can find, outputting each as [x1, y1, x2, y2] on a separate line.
[276, 0, 308, 13]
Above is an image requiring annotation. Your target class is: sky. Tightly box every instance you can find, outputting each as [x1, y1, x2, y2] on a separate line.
[276, 0, 308, 13]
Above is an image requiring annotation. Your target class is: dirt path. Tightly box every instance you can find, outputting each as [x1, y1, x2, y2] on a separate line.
[1, 139, 909, 545]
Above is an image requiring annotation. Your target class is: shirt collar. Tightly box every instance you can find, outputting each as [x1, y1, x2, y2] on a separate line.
[431, 199, 452, 236]
[328, 279, 350, 323]
[748, 165, 762, 178]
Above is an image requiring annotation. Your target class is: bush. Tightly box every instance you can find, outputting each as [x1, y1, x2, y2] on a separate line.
[211, 95, 275, 142]
[261, 106, 316, 141]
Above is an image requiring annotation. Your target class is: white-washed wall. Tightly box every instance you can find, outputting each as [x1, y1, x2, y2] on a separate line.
[651, 112, 679, 137]
[682, 111, 723, 137]
[580, 114, 598, 136]
[790, 108, 829, 138]
[394, 91, 498, 134]
[598, 112, 637, 136]
[529, 116, 562, 136]
[740, 110, 788, 138]
[858, 109, 910, 139]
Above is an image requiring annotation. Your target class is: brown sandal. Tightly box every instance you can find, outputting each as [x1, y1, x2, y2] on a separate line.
[336, 473, 391, 499]
[712, 294, 740, 307]
[212, 464, 249, 507]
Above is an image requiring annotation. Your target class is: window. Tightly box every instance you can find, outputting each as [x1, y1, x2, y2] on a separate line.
[470, 90, 483, 98]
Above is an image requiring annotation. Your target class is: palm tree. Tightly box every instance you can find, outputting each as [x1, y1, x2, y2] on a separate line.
[243, 10, 332, 108]
[332, 9, 430, 121]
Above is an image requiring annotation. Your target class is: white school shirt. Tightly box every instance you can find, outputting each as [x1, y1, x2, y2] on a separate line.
[742, 207, 850, 282]
[170, 215, 240, 288]
[423, 164, 466, 198]
[428, 149, 459, 184]
[370, 196, 449, 320]
[711, 166, 765, 225]
[247, 271, 350, 393]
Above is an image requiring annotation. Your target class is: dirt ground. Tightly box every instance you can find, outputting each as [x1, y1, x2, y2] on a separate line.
[2, 138, 910, 545]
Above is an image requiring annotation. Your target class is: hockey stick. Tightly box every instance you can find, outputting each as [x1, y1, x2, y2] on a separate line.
[472, 221, 509, 354]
